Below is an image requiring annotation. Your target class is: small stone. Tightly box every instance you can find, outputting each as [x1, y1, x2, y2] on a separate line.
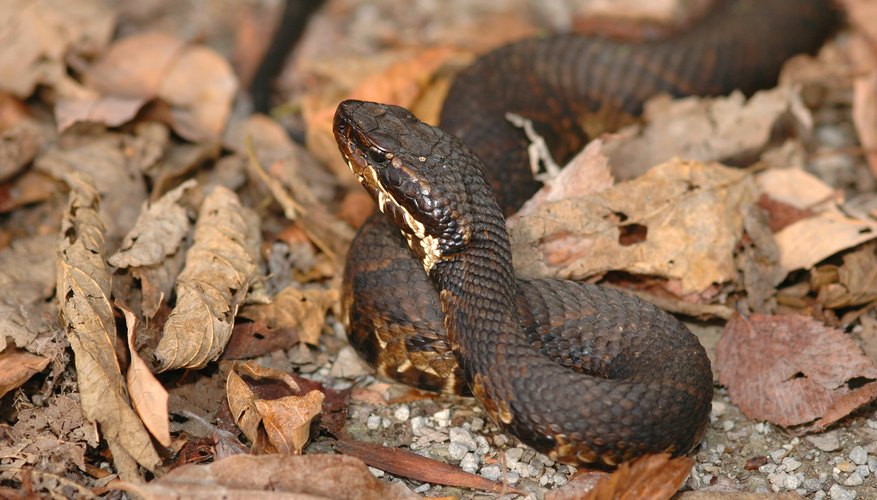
[449, 427, 477, 451]
[433, 409, 451, 427]
[770, 449, 788, 463]
[394, 405, 410, 421]
[528, 458, 545, 477]
[475, 436, 490, 455]
[814, 491, 826, 500]
[803, 477, 822, 492]
[715, 444, 725, 454]
[493, 434, 509, 447]
[413, 483, 430, 493]
[506, 471, 521, 485]
[381, 417, 391, 428]
[449, 442, 469, 461]
[754, 422, 766, 433]
[470, 417, 484, 432]
[869, 456, 877, 473]
[366, 415, 381, 430]
[850, 446, 868, 465]
[782, 457, 802, 472]
[837, 461, 857, 473]
[722, 420, 735, 431]
[410, 416, 425, 436]
[711, 402, 726, 418]
[768, 472, 788, 489]
[554, 474, 568, 486]
[829, 483, 857, 500]
[855, 464, 870, 478]
[540, 473, 551, 486]
[785, 473, 801, 490]
[512, 461, 529, 478]
[460, 453, 479, 473]
[480, 464, 502, 481]
[807, 432, 841, 452]
[759, 463, 777, 474]
[505, 447, 524, 464]
[843, 472, 864, 487]
[368, 466, 384, 478]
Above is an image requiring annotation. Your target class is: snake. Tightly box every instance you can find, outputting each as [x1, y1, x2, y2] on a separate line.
[333, 0, 839, 466]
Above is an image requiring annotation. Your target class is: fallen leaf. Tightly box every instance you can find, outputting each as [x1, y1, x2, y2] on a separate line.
[602, 87, 811, 179]
[55, 173, 160, 476]
[508, 158, 756, 295]
[154, 186, 260, 371]
[814, 242, 877, 309]
[0, 171, 58, 213]
[226, 361, 323, 455]
[716, 313, 877, 431]
[0, 345, 50, 398]
[109, 179, 196, 318]
[58, 32, 237, 142]
[121, 308, 170, 447]
[236, 285, 338, 347]
[335, 438, 518, 494]
[112, 454, 418, 499]
[0, 0, 115, 98]
[546, 453, 693, 500]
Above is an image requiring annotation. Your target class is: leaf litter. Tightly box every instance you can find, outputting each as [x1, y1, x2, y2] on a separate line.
[2, 0, 877, 498]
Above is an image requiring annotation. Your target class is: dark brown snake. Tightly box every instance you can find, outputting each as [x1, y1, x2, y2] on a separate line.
[334, 0, 839, 466]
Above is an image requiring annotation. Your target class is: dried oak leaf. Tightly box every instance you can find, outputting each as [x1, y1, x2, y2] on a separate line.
[154, 186, 260, 371]
[716, 313, 877, 432]
[109, 179, 196, 318]
[602, 87, 811, 179]
[226, 361, 324, 455]
[56, 174, 160, 476]
[756, 168, 877, 273]
[236, 285, 338, 347]
[546, 453, 693, 500]
[122, 308, 170, 447]
[0, 0, 115, 97]
[113, 454, 418, 500]
[57, 32, 237, 142]
[814, 242, 877, 309]
[508, 158, 755, 295]
[0, 345, 49, 398]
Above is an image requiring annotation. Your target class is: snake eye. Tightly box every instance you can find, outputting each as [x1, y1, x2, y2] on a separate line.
[367, 147, 388, 164]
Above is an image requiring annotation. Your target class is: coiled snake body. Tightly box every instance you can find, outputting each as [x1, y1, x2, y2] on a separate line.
[335, 0, 838, 466]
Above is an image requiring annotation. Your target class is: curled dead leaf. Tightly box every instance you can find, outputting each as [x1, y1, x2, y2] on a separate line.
[154, 187, 260, 371]
[547, 453, 693, 500]
[121, 308, 170, 447]
[0, 345, 50, 398]
[56, 173, 160, 476]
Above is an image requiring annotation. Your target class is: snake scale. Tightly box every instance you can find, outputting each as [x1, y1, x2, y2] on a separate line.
[334, 0, 839, 466]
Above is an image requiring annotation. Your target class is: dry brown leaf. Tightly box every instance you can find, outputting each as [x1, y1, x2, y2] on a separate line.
[226, 361, 323, 454]
[508, 158, 755, 295]
[814, 243, 877, 309]
[56, 174, 160, 476]
[546, 453, 693, 500]
[121, 308, 170, 447]
[112, 454, 417, 499]
[57, 32, 237, 141]
[602, 87, 811, 179]
[109, 179, 196, 318]
[0, 0, 115, 98]
[0, 99, 52, 181]
[35, 134, 150, 252]
[0, 345, 50, 398]
[716, 313, 877, 432]
[335, 438, 518, 494]
[853, 70, 877, 178]
[238, 286, 338, 346]
[0, 171, 58, 213]
[154, 186, 260, 371]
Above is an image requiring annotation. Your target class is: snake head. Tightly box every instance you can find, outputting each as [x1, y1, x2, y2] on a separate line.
[334, 100, 485, 270]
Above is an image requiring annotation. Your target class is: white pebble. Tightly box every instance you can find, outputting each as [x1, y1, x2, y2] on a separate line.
[381, 417, 391, 428]
[368, 466, 384, 478]
[410, 416, 425, 435]
[413, 483, 430, 493]
[459, 453, 479, 473]
[480, 464, 502, 481]
[785, 473, 802, 490]
[448, 442, 469, 461]
[449, 427, 477, 451]
[553, 474, 568, 486]
[493, 434, 509, 447]
[829, 483, 857, 500]
[366, 415, 381, 430]
[849, 446, 868, 465]
[768, 472, 788, 489]
[470, 417, 484, 432]
[843, 472, 864, 487]
[770, 449, 788, 463]
[782, 457, 802, 472]
[722, 420, 735, 431]
[711, 401, 726, 417]
[432, 409, 451, 427]
[855, 464, 870, 478]
[394, 404, 410, 421]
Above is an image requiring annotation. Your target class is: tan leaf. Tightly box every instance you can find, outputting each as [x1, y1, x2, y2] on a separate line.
[0, 0, 115, 97]
[109, 179, 196, 318]
[716, 313, 877, 431]
[853, 71, 877, 178]
[238, 286, 338, 346]
[546, 453, 693, 500]
[112, 454, 418, 499]
[121, 308, 170, 447]
[508, 158, 755, 295]
[256, 390, 324, 455]
[815, 243, 877, 309]
[58, 32, 237, 141]
[154, 187, 260, 371]
[56, 174, 160, 475]
[602, 87, 811, 179]
[226, 361, 323, 454]
[0, 346, 50, 398]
